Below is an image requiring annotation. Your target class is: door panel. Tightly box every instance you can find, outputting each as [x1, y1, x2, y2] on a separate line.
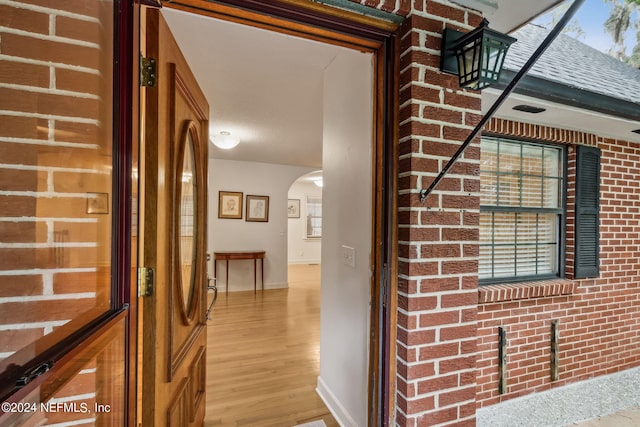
[142, 9, 209, 427]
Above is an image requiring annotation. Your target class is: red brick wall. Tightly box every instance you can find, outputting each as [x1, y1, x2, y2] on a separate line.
[477, 118, 640, 407]
[395, 2, 483, 425]
[0, 1, 114, 363]
[0, 14, 115, 426]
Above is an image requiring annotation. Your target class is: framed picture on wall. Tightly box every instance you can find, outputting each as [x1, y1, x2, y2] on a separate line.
[287, 199, 300, 218]
[218, 191, 243, 219]
[246, 195, 269, 222]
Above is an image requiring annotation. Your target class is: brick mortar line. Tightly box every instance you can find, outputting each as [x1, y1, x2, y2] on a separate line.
[399, 45, 442, 58]
[400, 60, 442, 75]
[413, 98, 485, 113]
[0, 82, 101, 100]
[0, 292, 97, 303]
[398, 306, 475, 316]
[0, 109, 100, 123]
[1, 242, 98, 249]
[416, 256, 479, 262]
[395, 396, 477, 419]
[0, 267, 97, 276]
[0, 26, 100, 49]
[4, 0, 101, 22]
[0, 190, 108, 197]
[0, 217, 98, 223]
[407, 12, 475, 31]
[416, 389, 478, 405]
[0, 136, 100, 149]
[0, 320, 68, 331]
[396, 319, 478, 334]
[50, 392, 98, 404]
[405, 117, 479, 130]
[0, 54, 101, 74]
[0, 163, 103, 173]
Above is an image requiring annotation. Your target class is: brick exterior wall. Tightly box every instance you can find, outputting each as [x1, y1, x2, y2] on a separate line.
[477, 118, 640, 407]
[394, 2, 483, 426]
[0, 0, 113, 360]
[0, 1, 114, 424]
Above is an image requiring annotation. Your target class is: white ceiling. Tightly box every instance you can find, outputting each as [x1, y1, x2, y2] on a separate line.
[163, 2, 640, 172]
[163, 8, 349, 168]
[450, 0, 563, 32]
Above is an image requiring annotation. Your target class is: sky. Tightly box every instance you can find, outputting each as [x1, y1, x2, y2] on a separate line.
[533, 0, 638, 55]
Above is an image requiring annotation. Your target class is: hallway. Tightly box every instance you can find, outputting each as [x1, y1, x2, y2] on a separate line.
[205, 264, 338, 427]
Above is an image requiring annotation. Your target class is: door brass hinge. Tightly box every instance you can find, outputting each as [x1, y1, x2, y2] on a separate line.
[138, 267, 154, 297]
[140, 56, 156, 87]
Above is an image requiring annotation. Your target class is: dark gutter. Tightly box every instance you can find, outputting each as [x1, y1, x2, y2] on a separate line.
[496, 70, 640, 122]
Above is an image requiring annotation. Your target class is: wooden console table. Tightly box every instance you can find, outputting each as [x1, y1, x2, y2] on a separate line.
[213, 250, 265, 293]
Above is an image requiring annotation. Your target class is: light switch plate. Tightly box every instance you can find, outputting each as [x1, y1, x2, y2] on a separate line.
[341, 245, 356, 268]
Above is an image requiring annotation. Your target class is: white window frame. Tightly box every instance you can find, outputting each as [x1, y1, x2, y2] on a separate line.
[305, 195, 322, 239]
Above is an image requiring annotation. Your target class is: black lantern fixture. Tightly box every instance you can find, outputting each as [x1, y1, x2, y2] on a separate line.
[441, 19, 517, 90]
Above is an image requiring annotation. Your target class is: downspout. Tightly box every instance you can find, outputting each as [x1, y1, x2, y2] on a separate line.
[420, 0, 585, 202]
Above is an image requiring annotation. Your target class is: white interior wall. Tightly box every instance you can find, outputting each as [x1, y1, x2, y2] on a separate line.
[287, 180, 322, 264]
[208, 158, 315, 291]
[317, 50, 373, 427]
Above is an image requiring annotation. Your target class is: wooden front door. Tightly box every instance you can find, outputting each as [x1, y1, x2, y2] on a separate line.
[141, 9, 209, 427]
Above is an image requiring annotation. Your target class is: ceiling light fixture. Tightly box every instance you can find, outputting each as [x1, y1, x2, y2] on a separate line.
[632, 129, 640, 135]
[211, 131, 240, 149]
[440, 18, 517, 90]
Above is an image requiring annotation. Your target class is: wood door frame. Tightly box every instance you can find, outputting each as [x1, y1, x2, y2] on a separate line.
[142, 1, 400, 425]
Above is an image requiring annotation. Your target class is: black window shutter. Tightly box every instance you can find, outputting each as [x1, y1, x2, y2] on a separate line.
[574, 145, 600, 279]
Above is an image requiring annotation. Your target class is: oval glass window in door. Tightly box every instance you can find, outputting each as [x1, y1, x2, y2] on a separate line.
[178, 123, 198, 317]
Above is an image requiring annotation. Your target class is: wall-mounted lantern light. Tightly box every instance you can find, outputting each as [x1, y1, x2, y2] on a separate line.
[441, 19, 517, 90]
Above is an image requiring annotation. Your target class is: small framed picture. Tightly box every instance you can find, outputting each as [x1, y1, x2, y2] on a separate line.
[218, 191, 243, 219]
[287, 199, 300, 218]
[87, 192, 109, 214]
[246, 195, 269, 222]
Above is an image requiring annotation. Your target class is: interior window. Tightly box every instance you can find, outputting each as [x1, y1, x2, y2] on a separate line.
[306, 196, 322, 238]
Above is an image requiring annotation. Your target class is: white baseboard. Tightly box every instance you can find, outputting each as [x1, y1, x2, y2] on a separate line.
[316, 376, 358, 427]
[288, 259, 321, 265]
[293, 421, 327, 427]
[266, 282, 288, 289]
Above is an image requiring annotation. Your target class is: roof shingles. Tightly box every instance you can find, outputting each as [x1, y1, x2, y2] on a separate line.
[504, 24, 640, 106]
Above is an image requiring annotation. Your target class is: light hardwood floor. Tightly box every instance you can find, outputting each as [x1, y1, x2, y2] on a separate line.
[205, 264, 339, 427]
